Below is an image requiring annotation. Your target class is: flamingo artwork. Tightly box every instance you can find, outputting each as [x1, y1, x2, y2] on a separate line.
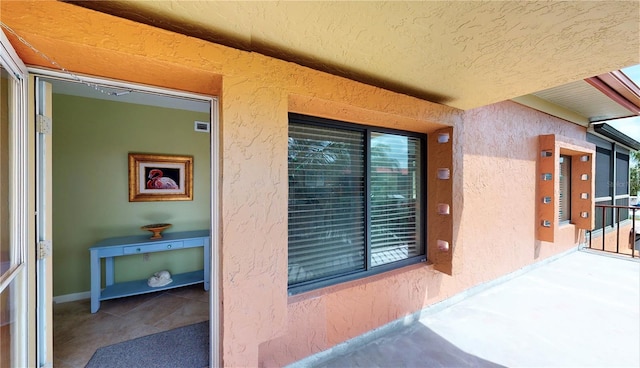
[146, 169, 179, 189]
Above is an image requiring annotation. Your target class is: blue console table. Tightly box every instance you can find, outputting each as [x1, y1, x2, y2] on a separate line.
[89, 230, 210, 313]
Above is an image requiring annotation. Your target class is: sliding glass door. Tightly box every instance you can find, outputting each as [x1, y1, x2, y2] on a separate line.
[0, 30, 29, 368]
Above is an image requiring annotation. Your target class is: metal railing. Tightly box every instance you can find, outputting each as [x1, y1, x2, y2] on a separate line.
[587, 204, 637, 258]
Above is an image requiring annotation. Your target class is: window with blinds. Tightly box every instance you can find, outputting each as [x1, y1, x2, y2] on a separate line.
[559, 155, 571, 222]
[288, 114, 425, 292]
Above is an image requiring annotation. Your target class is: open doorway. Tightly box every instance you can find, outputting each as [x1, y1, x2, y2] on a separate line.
[38, 75, 215, 367]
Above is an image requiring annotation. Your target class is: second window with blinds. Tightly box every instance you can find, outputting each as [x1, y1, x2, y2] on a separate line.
[559, 155, 571, 222]
[287, 113, 426, 294]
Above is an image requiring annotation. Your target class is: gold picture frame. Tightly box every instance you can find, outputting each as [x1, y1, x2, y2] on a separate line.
[128, 153, 193, 202]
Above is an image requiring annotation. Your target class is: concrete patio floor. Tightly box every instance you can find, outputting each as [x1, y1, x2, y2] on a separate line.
[290, 249, 640, 368]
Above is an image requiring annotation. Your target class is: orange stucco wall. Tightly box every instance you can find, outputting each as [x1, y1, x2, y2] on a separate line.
[2, 2, 590, 367]
[459, 102, 585, 282]
[259, 100, 588, 367]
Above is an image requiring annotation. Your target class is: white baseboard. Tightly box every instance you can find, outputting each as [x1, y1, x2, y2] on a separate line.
[53, 291, 90, 304]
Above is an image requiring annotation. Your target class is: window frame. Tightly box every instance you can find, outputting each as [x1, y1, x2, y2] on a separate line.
[558, 155, 572, 223]
[537, 134, 595, 242]
[287, 113, 427, 295]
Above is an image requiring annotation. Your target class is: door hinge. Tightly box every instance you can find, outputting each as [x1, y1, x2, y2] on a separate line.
[37, 115, 52, 134]
[38, 240, 52, 260]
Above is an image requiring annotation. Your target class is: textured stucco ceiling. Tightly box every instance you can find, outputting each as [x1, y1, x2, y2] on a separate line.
[71, 0, 639, 111]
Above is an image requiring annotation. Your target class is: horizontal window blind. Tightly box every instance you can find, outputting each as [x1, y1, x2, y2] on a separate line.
[370, 133, 421, 266]
[559, 155, 571, 221]
[288, 115, 426, 291]
[288, 123, 365, 285]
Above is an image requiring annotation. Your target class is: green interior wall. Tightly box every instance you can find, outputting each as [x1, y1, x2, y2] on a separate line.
[52, 94, 210, 296]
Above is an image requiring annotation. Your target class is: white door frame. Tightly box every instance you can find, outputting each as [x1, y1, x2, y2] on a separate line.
[0, 29, 30, 367]
[34, 77, 53, 367]
[29, 68, 222, 367]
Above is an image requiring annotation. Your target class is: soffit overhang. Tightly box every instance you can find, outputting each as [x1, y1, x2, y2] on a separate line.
[68, 0, 640, 111]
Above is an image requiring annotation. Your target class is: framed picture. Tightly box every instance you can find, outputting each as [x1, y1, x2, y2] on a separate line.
[128, 153, 193, 202]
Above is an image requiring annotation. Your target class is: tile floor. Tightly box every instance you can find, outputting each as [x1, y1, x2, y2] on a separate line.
[53, 284, 209, 368]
